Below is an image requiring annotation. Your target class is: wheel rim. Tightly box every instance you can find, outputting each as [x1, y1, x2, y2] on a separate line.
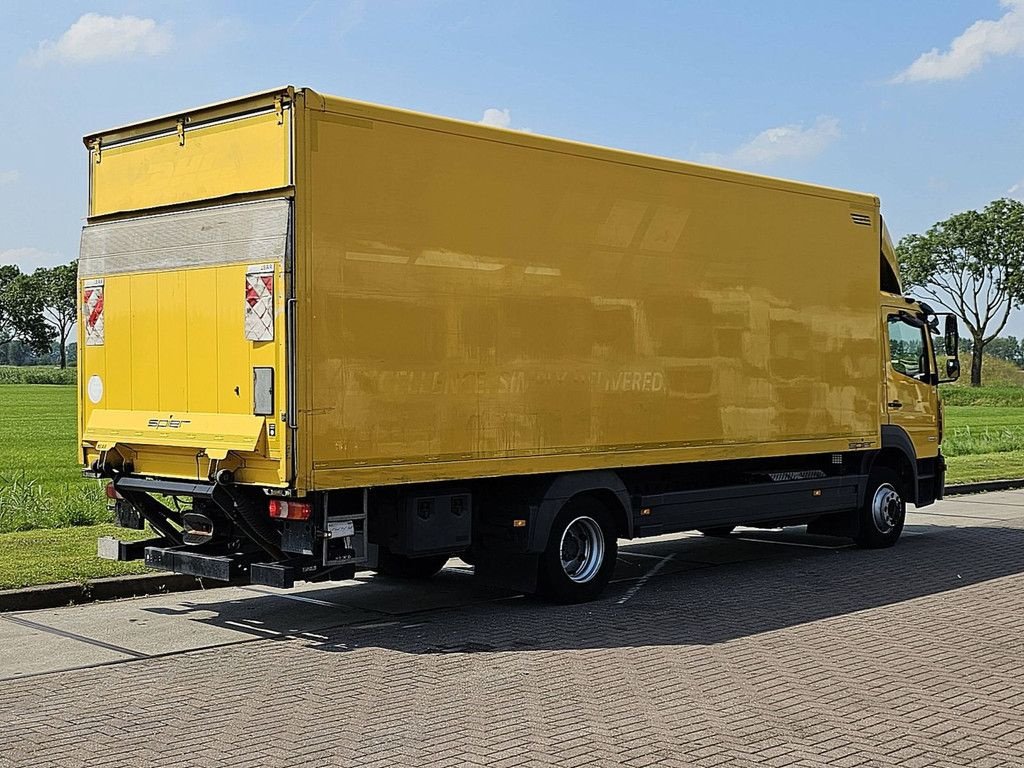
[871, 483, 903, 534]
[559, 515, 605, 583]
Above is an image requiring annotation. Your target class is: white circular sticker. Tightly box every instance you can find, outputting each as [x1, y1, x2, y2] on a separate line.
[87, 374, 103, 404]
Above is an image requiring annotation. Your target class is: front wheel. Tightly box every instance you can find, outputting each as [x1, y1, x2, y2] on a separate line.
[853, 468, 906, 549]
[537, 501, 617, 603]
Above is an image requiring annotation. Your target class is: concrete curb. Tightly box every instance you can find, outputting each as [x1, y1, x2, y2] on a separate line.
[0, 572, 219, 613]
[944, 478, 1024, 496]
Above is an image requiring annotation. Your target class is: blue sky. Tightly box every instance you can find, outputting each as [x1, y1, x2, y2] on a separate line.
[2, 1, 1024, 332]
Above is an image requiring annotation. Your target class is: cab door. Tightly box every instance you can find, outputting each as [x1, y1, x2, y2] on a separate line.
[883, 309, 940, 458]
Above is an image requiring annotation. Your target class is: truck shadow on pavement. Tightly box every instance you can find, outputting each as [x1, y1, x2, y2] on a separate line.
[144, 521, 1024, 654]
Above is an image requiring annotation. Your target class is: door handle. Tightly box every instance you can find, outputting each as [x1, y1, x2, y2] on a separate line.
[888, 400, 903, 409]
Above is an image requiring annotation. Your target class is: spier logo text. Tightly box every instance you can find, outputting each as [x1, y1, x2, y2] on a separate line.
[147, 418, 191, 429]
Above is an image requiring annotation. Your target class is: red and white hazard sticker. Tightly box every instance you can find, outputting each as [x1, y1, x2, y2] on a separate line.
[245, 264, 275, 342]
[83, 279, 105, 346]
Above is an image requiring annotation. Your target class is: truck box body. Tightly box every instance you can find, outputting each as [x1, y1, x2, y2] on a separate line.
[81, 87, 954, 600]
[80, 87, 881, 491]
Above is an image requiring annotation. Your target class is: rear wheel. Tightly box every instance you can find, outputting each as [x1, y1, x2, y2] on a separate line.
[537, 500, 617, 603]
[375, 550, 450, 579]
[698, 526, 735, 537]
[853, 468, 906, 548]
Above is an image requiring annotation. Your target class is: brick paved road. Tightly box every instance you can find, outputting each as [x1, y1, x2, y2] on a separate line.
[2, 492, 1023, 767]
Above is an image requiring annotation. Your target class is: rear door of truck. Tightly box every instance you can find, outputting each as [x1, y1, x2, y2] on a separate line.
[78, 89, 296, 488]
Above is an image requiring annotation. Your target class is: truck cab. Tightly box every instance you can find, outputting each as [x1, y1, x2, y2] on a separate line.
[879, 223, 960, 508]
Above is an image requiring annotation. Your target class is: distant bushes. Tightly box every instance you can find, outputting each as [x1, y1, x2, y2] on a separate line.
[940, 385, 1024, 407]
[961, 355, 1024, 386]
[0, 366, 76, 385]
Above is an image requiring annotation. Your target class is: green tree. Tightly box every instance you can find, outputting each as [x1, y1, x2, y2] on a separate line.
[986, 335, 1024, 367]
[897, 198, 1024, 387]
[0, 265, 53, 356]
[35, 261, 77, 368]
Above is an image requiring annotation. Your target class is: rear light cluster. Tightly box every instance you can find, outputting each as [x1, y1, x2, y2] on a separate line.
[268, 499, 312, 521]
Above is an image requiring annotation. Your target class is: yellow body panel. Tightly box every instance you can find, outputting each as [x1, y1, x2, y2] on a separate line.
[89, 108, 291, 217]
[79, 257, 289, 485]
[84, 410, 265, 452]
[80, 87, 941, 492]
[299, 95, 882, 490]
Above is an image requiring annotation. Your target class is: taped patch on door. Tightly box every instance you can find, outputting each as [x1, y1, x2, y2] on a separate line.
[83, 279, 105, 346]
[245, 264, 275, 342]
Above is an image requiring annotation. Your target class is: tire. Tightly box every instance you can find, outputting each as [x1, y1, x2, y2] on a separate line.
[853, 468, 906, 549]
[114, 499, 144, 530]
[537, 499, 617, 603]
[698, 526, 735, 537]
[375, 550, 450, 579]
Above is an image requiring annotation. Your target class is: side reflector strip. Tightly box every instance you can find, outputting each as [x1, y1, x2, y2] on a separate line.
[83, 279, 105, 346]
[245, 264, 275, 342]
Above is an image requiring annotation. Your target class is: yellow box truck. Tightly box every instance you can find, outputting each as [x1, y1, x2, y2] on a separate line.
[83, 86, 960, 601]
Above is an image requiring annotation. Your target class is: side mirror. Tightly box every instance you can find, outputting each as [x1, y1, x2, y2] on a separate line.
[945, 357, 961, 382]
[944, 315, 959, 357]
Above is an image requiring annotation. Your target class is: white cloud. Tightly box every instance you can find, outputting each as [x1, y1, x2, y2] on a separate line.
[1010, 180, 1024, 199]
[701, 116, 841, 168]
[29, 13, 173, 66]
[477, 107, 532, 133]
[0, 170, 18, 186]
[0, 248, 66, 271]
[479, 108, 512, 129]
[892, 0, 1024, 83]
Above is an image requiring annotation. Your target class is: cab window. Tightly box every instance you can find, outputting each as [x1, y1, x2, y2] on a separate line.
[880, 253, 901, 294]
[887, 315, 929, 381]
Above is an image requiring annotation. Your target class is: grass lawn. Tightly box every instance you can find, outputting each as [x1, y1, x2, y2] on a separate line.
[0, 384, 83, 488]
[943, 404, 1024, 483]
[943, 406, 1024, 455]
[945, 451, 1024, 485]
[0, 385, 109, 532]
[0, 524, 150, 591]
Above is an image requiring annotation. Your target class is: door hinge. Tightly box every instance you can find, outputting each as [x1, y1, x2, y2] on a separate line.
[274, 95, 285, 125]
[91, 138, 102, 164]
[177, 117, 187, 147]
